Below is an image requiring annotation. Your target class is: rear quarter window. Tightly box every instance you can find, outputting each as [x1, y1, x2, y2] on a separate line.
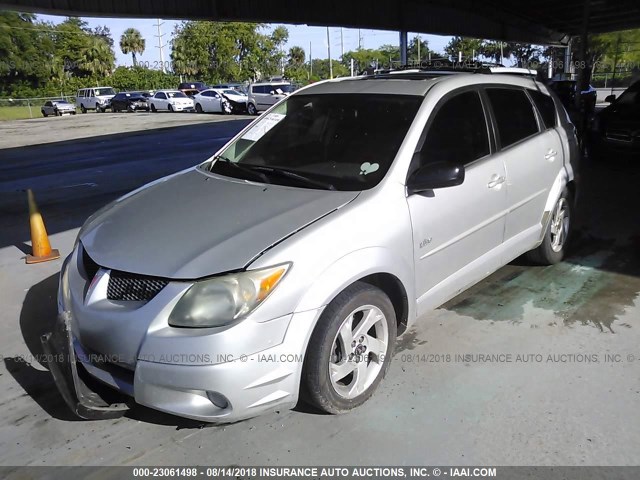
[528, 90, 557, 129]
[487, 88, 540, 148]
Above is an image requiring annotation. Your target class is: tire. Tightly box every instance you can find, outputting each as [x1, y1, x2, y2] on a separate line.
[80, 104, 87, 114]
[195, 103, 203, 113]
[112, 105, 119, 113]
[55, 109, 61, 116]
[72, 111, 76, 115]
[247, 102, 258, 115]
[302, 282, 397, 414]
[96, 106, 102, 113]
[150, 104, 156, 112]
[168, 104, 174, 112]
[526, 188, 572, 265]
[222, 100, 232, 115]
[42, 110, 48, 117]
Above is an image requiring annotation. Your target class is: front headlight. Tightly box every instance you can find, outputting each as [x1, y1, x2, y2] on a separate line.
[168, 264, 290, 328]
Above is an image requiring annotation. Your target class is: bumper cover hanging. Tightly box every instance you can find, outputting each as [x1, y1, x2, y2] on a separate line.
[40, 312, 130, 420]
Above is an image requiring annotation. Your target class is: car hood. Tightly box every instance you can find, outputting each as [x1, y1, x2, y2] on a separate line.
[80, 168, 358, 279]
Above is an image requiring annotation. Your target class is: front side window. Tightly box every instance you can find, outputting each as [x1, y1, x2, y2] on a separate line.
[418, 90, 490, 168]
[487, 88, 539, 148]
[156, 92, 166, 99]
[167, 91, 187, 98]
[207, 93, 422, 191]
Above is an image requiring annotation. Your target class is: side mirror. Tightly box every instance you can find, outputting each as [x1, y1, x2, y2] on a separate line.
[407, 161, 465, 194]
[269, 90, 275, 95]
[604, 94, 616, 103]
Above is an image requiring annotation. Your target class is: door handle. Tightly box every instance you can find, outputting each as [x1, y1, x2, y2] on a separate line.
[544, 149, 557, 160]
[487, 175, 506, 189]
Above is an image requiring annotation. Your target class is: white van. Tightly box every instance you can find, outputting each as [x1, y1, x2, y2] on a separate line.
[247, 82, 296, 115]
[76, 87, 116, 113]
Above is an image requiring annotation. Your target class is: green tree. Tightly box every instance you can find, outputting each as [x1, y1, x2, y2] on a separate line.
[120, 28, 145, 66]
[171, 21, 287, 82]
[0, 12, 55, 95]
[444, 36, 484, 61]
[81, 36, 115, 77]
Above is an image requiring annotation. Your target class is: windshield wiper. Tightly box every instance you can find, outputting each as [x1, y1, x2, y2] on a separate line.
[248, 166, 336, 191]
[212, 156, 270, 184]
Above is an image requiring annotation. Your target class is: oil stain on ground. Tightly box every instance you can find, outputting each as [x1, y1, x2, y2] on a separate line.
[442, 233, 640, 332]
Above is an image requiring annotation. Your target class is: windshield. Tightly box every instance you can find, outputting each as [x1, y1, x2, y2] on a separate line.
[168, 91, 188, 98]
[95, 87, 116, 96]
[224, 90, 243, 96]
[208, 93, 422, 191]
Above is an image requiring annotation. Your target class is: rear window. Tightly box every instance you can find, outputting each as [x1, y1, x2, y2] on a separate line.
[529, 90, 557, 128]
[487, 88, 539, 148]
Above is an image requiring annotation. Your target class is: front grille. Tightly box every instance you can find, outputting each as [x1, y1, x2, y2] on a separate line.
[107, 271, 168, 302]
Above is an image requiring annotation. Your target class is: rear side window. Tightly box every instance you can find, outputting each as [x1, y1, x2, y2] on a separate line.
[487, 88, 539, 148]
[529, 90, 557, 128]
[420, 90, 490, 166]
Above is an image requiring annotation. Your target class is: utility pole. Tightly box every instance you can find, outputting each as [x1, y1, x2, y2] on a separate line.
[341, 28, 344, 59]
[358, 29, 363, 49]
[500, 41, 504, 65]
[417, 34, 421, 63]
[154, 18, 167, 73]
[309, 41, 313, 79]
[350, 58, 354, 77]
[327, 27, 333, 79]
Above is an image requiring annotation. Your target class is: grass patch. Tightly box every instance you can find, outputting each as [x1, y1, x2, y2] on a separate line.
[0, 106, 37, 121]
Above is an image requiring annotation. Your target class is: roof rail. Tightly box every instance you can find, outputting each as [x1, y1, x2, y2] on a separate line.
[362, 60, 501, 77]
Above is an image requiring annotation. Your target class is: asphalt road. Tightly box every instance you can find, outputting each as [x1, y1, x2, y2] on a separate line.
[0, 119, 639, 471]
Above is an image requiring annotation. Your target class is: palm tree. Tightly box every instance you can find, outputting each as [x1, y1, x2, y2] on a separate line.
[81, 37, 115, 77]
[288, 46, 305, 65]
[120, 28, 145, 66]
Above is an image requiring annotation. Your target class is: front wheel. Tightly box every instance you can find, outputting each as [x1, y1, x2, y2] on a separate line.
[168, 104, 174, 112]
[150, 104, 156, 112]
[526, 188, 572, 265]
[302, 282, 397, 414]
[247, 102, 257, 115]
[222, 100, 232, 115]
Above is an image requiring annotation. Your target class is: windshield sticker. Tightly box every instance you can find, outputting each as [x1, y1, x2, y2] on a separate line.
[242, 113, 286, 142]
[360, 162, 380, 175]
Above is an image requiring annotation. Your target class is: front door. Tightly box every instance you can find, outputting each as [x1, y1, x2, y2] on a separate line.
[407, 88, 508, 312]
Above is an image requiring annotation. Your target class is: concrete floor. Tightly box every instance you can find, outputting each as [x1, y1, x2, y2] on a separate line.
[0, 117, 639, 468]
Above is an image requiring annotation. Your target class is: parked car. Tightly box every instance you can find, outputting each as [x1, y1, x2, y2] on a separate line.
[149, 90, 195, 112]
[247, 81, 296, 115]
[76, 87, 116, 113]
[192, 89, 232, 114]
[110, 92, 150, 112]
[178, 81, 208, 97]
[45, 70, 578, 424]
[210, 83, 248, 94]
[591, 81, 640, 157]
[213, 88, 249, 114]
[41, 99, 76, 117]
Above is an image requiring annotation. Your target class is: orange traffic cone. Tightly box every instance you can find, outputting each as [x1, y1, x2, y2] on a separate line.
[25, 189, 60, 264]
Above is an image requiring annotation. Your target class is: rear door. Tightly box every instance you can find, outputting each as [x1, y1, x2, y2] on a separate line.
[407, 88, 508, 310]
[484, 87, 564, 244]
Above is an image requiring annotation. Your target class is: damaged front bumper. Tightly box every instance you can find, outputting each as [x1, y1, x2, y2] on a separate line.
[40, 312, 130, 420]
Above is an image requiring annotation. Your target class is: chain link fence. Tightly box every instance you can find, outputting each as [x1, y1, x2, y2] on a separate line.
[0, 95, 77, 121]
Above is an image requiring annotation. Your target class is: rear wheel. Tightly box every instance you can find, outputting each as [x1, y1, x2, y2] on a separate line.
[302, 282, 397, 414]
[150, 104, 156, 112]
[526, 188, 572, 265]
[195, 103, 203, 113]
[247, 102, 257, 115]
[80, 104, 87, 114]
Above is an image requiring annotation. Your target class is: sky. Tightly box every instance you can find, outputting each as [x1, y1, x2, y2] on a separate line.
[39, 15, 453, 67]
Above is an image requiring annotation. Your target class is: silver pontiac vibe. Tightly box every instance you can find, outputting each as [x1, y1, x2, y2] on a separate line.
[53, 70, 578, 422]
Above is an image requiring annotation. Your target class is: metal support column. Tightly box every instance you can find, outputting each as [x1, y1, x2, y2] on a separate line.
[400, 31, 408, 65]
